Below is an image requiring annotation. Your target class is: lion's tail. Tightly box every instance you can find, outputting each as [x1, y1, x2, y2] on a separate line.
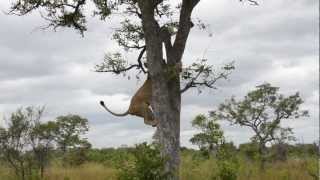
[99, 101, 129, 117]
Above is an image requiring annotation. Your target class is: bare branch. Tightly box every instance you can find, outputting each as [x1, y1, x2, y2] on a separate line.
[180, 60, 234, 93]
[95, 46, 148, 75]
[95, 64, 140, 74]
[137, 46, 147, 73]
[240, 0, 259, 6]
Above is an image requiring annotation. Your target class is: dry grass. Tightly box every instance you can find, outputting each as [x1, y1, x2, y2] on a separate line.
[44, 163, 118, 180]
[180, 155, 317, 180]
[237, 159, 318, 180]
[0, 157, 317, 180]
[180, 155, 218, 180]
[0, 165, 14, 180]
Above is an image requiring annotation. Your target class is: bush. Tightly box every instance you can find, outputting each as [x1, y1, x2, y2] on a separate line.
[87, 148, 134, 167]
[215, 145, 239, 180]
[64, 148, 89, 166]
[216, 160, 239, 180]
[118, 142, 171, 180]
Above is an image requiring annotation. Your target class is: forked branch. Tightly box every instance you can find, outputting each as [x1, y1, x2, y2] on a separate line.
[95, 46, 147, 74]
[180, 60, 235, 93]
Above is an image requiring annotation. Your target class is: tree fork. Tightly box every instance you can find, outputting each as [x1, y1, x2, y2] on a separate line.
[137, 1, 181, 179]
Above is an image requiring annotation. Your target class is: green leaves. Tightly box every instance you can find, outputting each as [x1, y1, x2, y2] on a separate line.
[0, 107, 47, 179]
[113, 19, 145, 50]
[118, 142, 171, 180]
[55, 114, 89, 152]
[181, 59, 235, 93]
[93, 0, 117, 20]
[9, 0, 88, 35]
[0, 107, 90, 179]
[214, 83, 308, 168]
[95, 52, 142, 76]
[190, 114, 225, 156]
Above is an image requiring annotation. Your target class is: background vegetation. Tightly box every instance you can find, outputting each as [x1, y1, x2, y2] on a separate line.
[0, 84, 318, 180]
[0, 143, 318, 180]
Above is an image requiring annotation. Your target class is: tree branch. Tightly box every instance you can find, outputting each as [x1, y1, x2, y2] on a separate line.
[180, 61, 234, 93]
[95, 46, 147, 75]
[9, 0, 87, 35]
[160, 26, 173, 58]
[240, 0, 259, 6]
[137, 46, 147, 73]
[172, 0, 200, 62]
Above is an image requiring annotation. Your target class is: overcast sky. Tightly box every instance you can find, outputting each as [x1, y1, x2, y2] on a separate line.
[0, 0, 318, 148]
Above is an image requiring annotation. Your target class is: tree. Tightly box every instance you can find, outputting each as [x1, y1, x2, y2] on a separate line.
[8, 0, 258, 178]
[190, 114, 225, 157]
[0, 107, 91, 179]
[54, 115, 89, 153]
[271, 127, 296, 161]
[190, 114, 239, 180]
[0, 107, 44, 180]
[212, 83, 308, 169]
[29, 120, 57, 178]
[238, 142, 260, 160]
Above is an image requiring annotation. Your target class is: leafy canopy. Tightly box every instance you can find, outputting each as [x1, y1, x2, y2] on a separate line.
[190, 114, 225, 155]
[212, 83, 308, 145]
[7, 0, 245, 93]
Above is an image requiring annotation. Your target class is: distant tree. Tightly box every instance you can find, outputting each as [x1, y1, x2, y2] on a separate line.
[29, 120, 57, 178]
[0, 108, 92, 179]
[219, 142, 237, 155]
[54, 115, 89, 153]
[271, 127, 296, 161]
[212, 83, 308, 169]
[0, 107, 43, 180]
[238, 142, 260, 160]
[65, 140, 92, 166]
[190, 114, 225, 157]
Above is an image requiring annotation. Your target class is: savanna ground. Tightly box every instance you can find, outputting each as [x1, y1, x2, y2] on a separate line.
[0, 148, 318, 180]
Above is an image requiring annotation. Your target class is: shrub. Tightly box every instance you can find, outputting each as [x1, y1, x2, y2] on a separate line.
[215, 145, 239, 180]
[118, 142, 171, 180]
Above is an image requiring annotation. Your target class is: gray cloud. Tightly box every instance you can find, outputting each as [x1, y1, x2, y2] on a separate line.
[0, 0, 318, 148]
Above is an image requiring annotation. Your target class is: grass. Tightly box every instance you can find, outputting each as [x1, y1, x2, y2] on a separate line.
[0, 165, 13, 180]
[179, 153, 318, 180]
[45, 163, 118, 180]
[0, 156, 317, 180]
[236, 158, 318, 180]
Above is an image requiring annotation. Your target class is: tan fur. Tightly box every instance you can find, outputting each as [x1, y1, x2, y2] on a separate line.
[100, 76, 158, 127]
[100, 62, 182, 127]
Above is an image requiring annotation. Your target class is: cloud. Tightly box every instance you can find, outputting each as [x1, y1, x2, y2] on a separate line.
[0, 0, 318, 148]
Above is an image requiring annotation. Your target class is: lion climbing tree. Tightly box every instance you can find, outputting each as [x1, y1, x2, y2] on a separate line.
[9, 0, 258, 179]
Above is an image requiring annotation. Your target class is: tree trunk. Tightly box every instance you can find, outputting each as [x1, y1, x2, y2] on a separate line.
[147, 35, 181, 180]
[152, 78, 181, 179]
[40, 163, 44, 178]
[20, 164, 25, 180]
[138, 3, 181, 179]
[276, 142, 287, 161]
[136, 1, 202, 178]
[157, 68, 181, 179]
[259, 143, 267, 170]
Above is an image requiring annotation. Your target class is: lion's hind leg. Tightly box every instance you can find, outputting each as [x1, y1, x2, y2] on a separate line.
[141, 103, 158, 127]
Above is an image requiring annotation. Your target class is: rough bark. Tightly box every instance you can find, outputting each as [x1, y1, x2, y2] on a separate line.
[137, 1, 200, 179]
[137, 1, 181, 179]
